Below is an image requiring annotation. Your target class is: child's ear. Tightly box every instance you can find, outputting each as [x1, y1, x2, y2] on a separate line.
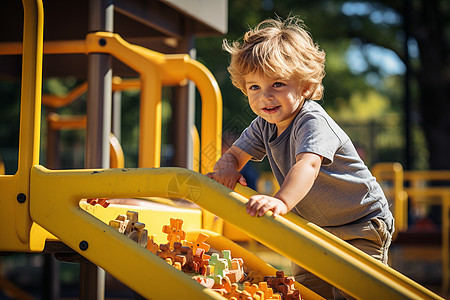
[301, 83, 315, 99]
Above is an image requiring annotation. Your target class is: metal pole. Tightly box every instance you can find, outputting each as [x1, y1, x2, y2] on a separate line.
[173, 20, 195, 169]
[81, 0, 113, 299]
[85, 0, 113, 169]
[42, 254, 60, 300]
[403, 0, 412, 170]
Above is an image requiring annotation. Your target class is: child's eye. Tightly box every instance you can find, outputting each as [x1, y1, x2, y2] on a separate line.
[248, 85, 260, 90]
[273, 82, 285, 87]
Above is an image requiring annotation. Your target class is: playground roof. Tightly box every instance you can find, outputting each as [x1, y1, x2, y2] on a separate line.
[0, 0, 228, 78]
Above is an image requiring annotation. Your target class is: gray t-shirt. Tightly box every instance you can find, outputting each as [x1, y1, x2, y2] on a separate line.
[234, 100, 394, 230]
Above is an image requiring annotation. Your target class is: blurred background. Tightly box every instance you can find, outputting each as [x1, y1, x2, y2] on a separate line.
[197, 0, 448, 172]
[2, 0, 449, 174]
[0, 0, 449, 299]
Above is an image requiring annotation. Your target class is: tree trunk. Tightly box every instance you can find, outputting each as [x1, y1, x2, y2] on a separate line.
[413, 0, 450, 169]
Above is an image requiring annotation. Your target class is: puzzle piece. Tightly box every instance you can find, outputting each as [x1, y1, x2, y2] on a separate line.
[193, 276, 215, 289]
[186, 232, 210, 254]
[219, 283, 255, 300]
[125, 211, 139, 235]
[223, 250, 244, 283]
[235, 291, 252, 300]
[173, 262, 182, 271]
[244, 270, 265, 285]
[264, 271, 300, 300]
[226, 283, 242, 299]
[87, 198, 110, 208]
[209, 253, 228, 278]
[158, 243, 173, 261]
[223, 250, 233, 269]
[178, 244, 196, 273]
[109, 211, 147, 247]
[146, 236, 159, 254]
[243, 282, 259, 296]
[257, 282, 281, 300]
[193, 248, 210, 276]
[212, 275, 232, 294]
[162, 218, 186, 250]
[130, 222, 148, 247]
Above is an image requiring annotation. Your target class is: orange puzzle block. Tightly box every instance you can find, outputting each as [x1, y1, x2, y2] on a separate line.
[162, 218, 186, 250]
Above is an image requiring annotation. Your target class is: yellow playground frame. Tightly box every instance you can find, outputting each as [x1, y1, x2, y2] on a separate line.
[0, 0, 444, 299]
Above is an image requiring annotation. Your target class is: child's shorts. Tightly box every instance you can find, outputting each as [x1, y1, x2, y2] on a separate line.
[291, 218, 393, 299]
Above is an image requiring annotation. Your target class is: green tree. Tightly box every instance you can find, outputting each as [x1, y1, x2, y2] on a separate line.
[196, 0, 449, 170]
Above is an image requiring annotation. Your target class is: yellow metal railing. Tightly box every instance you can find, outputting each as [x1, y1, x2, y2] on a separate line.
[109, 133, 124, 169]
[29, 165, 443, 299]
[41, 77, 141, 108]
[0, 0, 55, 252]
[403, 170, 450, 292]
[88, 32, 222, 173]
[372, 162, 409, 237]
[3, 27, 223, 233]
[2, 37, 222, 174]
[46, 113, 124, 168]
[373, 162, 450, 292]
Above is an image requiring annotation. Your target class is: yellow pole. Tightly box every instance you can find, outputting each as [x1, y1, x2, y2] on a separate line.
[5, 33, 222, 173]
[16, 0, 44, 245]
[372, 162, 408, 237]
[139, 73, 162, 168]
[84, 32, 222, 172]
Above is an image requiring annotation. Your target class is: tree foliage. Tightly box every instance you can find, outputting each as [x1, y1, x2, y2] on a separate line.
[196, 0, 450, 170]
[1, 1, 448, 171]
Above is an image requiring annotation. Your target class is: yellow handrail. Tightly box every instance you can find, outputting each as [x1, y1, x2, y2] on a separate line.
[47, 112, 86, 129]
[42, 82, 88, 108]
[372, 163, 450, 292]
[234, 183, 442, 300]
[42, 78, 140, 108]
[109, 133, 124, 169]
[372, 162, 408, 237]
[0, 0, 55, 252]
[30, 165, 442, 299]
[1, 35, 222, 173]
[191, 125, 200, 173]
[83, 32, 222, 173]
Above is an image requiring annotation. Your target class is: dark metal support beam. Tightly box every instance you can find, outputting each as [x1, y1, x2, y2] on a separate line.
[172, 19, 196, 169]
[81, 0, 113, 299]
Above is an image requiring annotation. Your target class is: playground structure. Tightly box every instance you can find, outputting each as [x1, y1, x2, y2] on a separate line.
[0, 0, 446, 299]
[373, 163, 450, 293]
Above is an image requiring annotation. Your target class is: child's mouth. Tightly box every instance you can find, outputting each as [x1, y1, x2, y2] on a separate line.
[262, 105, 280, 114]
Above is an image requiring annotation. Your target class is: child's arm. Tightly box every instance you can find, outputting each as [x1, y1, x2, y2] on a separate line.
[206, 145, 252, 190]
[246, 152, 322, 217]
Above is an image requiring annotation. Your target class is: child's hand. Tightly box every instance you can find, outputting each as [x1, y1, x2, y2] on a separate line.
[246, 195, 288, 218]
[206, 169, 247, 190]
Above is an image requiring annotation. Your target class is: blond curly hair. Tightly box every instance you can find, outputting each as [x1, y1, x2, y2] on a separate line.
[223, 17, 326, 99]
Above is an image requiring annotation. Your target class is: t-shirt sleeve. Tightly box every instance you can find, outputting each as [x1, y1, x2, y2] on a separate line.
[233, 117, 267, 161]
[294, 114, 341, 165]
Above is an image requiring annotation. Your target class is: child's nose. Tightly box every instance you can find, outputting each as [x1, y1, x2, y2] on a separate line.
[261, 89, 273, 101]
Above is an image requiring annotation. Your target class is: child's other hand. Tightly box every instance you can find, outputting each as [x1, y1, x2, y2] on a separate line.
[206, 169, 247, 190]
[246, 195, 288, 218]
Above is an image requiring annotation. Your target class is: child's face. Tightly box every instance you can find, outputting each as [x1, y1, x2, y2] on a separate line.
[244, 72, 306, 134]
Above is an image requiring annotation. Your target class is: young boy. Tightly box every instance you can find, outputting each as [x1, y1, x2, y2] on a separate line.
[206, 17, 394, 299]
